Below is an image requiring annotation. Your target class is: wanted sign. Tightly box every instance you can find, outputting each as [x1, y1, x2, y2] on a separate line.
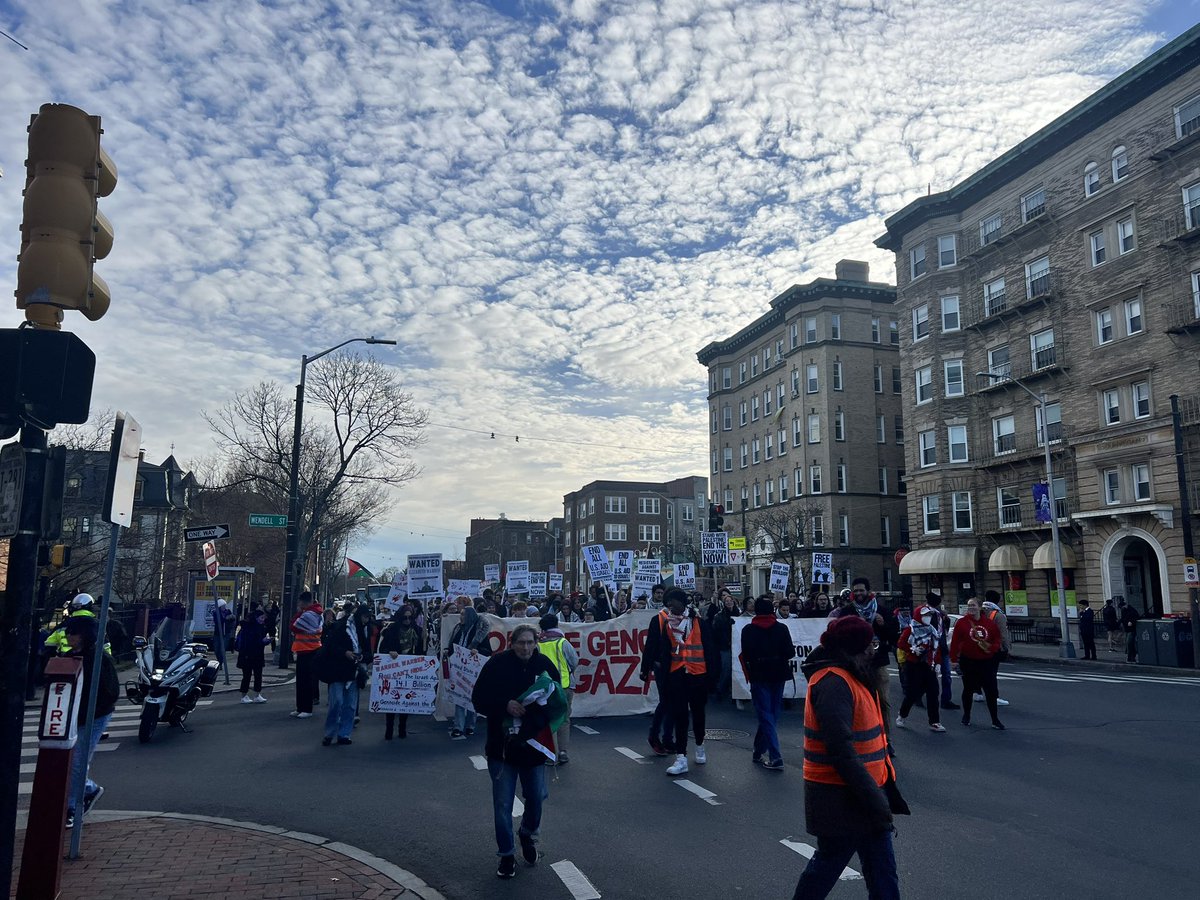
[632, 559, 660, 600]
[506, 560, 530, 593]
[701, 531, 729, 567]
[484, 563, 500, 584]
[407, 554, 444, 600]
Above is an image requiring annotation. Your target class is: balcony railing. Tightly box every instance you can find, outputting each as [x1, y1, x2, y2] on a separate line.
[1165, 299, 1200, 333]
[1033, 343, 1057, 371]
[976, 423, 1073, 465]
[1156, 203, 1200, 244]
[976, 496, 1074, 533]
[1025, 269, 1055, 301]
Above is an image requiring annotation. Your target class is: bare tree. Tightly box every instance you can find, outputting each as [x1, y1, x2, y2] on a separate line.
[54, 407, 116, 452]
[746, 500, 829, 594]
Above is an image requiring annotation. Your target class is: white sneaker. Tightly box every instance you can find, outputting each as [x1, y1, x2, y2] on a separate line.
[289, 710, 301, 717]
[297, 712, 313, 719]
[666, 754, 689, 776]
[254, 695, 268, 703]
[996, 698, 1010, 706]
[973, 693, 985, 702]
[895, 715, 907, 728]
[929, 723, 947, 733]
[694, 745, 707, 765]
[240, 696, 253, 704]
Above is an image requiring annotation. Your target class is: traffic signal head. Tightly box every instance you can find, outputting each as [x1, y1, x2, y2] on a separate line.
[50, 544, 71, 568]
[708, 503, 725, 530]
[16, 103, 117, 329]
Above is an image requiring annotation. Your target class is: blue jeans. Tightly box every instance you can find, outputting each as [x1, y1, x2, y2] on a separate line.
[937, 636, 952, 704]
[750, 682, 784, 763]
[454, 705, 477, 732]
[487, 760, 546, 857]
[69, 713, 111, 812]
[324, 681, 357, 740]
[792, 830, 900, 900]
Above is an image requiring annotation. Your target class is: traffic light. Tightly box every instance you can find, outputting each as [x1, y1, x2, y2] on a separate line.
[49, 544, 71, 568]
[16, 103, 117, 329]
[708, 503, 724, 531]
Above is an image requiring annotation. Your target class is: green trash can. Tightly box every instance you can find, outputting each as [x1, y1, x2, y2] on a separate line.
[1155, 619, 1194, 668]
[1135, 620, 1159, 665]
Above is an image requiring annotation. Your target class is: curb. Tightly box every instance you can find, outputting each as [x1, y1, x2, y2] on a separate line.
[61, 810, 448, 900]
[1008, 652, 1200, 679]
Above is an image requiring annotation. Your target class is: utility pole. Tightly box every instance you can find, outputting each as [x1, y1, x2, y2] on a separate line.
[1170, 396, 1200, 668]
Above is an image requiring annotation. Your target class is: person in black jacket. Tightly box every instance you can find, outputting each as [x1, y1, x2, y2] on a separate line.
[710, 589, 738, 698]
[64, 616, 119, 826]
[235, 609, 270, 703]
[638, 602, 675, 756]
[1077, 599, 1097, 660]
[1120, 599, 1140, 662]
[739, 595, 797, 770]
[377, 608, 425, 740]
[471, 624, 560, 879]
[317, 612, 361, 746]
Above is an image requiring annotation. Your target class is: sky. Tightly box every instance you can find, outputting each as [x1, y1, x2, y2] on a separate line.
[1, 1, 1196, 574]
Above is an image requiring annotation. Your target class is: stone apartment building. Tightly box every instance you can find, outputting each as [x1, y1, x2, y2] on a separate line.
[697, 261, 909, 597]
[561, 476, 708, 592]
[876, 26, 1200, 617]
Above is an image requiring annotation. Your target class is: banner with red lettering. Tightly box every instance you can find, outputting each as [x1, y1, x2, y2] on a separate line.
[437, 612, 657, 718]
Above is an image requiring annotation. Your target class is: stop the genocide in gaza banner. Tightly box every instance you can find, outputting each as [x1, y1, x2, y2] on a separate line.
[731, 616, 830, 701]
[437, 611, 657, 719]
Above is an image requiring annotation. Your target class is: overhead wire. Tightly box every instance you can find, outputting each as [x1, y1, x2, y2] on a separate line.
[426, 420, 701, 454]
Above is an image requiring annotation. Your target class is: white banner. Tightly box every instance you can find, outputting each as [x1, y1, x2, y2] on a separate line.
[437, 611, 657, 719]
[769, 562, 790, 593]
[383, 573, 408, 614]
[369, 654, 440, 714]
[407, 554, 444, 600]
[506, 560, 530, 593]
[673, 563, 696, 589]
[447, 578, 482, 599]
[445, 644, 487, 712]
[548, 573, 563, 593]
[701, 531, 729, 567]
[484, 564, 500, 584]
[731, 616, 829, 700]
[529, 572, 548, 598]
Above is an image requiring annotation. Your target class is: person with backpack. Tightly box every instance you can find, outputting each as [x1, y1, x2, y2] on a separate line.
[739, 595, 796, 770]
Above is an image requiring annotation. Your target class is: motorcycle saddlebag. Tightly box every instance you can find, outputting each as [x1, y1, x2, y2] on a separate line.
[199, 660, 220, 697]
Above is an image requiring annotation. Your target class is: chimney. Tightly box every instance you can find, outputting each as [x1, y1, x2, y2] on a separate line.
[835, 259, 870, 282]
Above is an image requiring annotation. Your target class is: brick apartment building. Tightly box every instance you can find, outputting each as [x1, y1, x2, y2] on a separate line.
[463, 517, 560, 581]
[876, 26, 1200, 617]
[697, 261, 909, 596]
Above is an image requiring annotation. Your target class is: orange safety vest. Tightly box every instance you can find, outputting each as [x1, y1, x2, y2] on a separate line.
[802, 666, 894, 787]
[291, 613, 322, 654]
[667, 618, 706, 675]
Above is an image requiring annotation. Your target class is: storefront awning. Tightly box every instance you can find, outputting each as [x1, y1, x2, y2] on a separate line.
[988, 545, 1028, 572]
[1032, 541, 1077, 569]
[898, 547, 977, 575]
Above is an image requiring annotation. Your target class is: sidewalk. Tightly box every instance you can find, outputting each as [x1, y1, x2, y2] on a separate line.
[10, 812, 444, 900]
[1008, 640, 1200, 677]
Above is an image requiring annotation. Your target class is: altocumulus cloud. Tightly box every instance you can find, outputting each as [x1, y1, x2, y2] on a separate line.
[0, 0, 1180, 562]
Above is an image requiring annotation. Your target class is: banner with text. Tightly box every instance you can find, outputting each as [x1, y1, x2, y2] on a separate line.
[444, 644, 487, 712]
[731, 616, 829, 700]
[370, 654, 440, 714]
[447, 578, 482, 599]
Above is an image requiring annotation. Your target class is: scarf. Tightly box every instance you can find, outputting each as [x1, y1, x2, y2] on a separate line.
[854, 597, 878, 622]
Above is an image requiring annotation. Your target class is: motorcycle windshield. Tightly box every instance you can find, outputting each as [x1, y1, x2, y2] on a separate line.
[153, 616, 191, 663]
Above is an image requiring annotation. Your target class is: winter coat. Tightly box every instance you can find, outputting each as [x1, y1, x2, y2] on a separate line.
[639, 612, 719, 687]
[235, 619, 268, 669]
[471, 649, 561, 767]
[739, 616, 797, 684]
[378, 621, 424, 656]
[448, 608, 492, 656]
[316, 618, 359, 684]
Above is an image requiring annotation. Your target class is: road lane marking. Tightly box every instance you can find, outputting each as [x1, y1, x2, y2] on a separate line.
[551, 860, 602, 899]
[674, 779, 721, 805]
[780, 839, 862, 880]
[18, 783, 31, 795]
[614, 747, 650, 764]
[22, 729, 136, 744]
[573, 724, 599, 735]
[1001, 673, 1080, 683]
[22, 743, 120, 758]
[513, 797, 524, 818]
[469, 755, 488, 770]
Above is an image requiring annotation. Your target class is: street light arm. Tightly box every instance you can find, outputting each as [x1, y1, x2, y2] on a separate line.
[976, 370, 1042, 404]
[305, 336, 397, 368]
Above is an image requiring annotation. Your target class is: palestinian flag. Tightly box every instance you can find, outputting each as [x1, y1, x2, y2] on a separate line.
[346, 558, 374, 580]
[504, 672, 570, 762]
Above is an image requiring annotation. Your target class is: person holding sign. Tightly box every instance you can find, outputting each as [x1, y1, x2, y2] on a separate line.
[447, 607, 492, 739]
[378, 608, 425, 740]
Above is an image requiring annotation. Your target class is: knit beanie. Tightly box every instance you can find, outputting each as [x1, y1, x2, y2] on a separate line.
[821, 615, 874, 655]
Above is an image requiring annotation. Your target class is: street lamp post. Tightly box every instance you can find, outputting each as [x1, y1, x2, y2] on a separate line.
[979, 371, 1076, 659]
[279, 336, 396, 667]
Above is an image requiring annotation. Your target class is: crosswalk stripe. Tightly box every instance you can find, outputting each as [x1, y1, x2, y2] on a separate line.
[614, 747, 649, 763]
[551, 860, 602, 900]
[469, 755, 488, 770]
[22, 729, 136, 745]
[573, 725, 599, 735]
[674, 779, 721, 806]
[780, 839, 861, 881]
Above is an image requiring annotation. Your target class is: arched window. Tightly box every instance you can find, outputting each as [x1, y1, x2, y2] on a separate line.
[1111, 145, 1129, 181]
[1083, 161, 1100, 196]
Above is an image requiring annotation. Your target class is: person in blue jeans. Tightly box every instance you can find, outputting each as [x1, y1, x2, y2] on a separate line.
[64, 616, 119, 827]
[317, 611, 360, 746]
[738, 595, 796, 769]
[923, 593, 959, 710]
[471, 623, 561, 879]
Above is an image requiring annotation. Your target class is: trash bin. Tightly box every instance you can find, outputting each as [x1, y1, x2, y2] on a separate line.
[1155, 619, 1195, 668]
[1135, 620, 1159, 665]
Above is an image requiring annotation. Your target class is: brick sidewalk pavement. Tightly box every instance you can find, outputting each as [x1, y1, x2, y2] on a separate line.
[10, 815, 438, 899]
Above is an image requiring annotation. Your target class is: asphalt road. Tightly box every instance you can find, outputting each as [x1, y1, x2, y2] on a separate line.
[77, 662, 1200, 899]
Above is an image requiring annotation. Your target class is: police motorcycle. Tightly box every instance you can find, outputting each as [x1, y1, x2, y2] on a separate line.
[126, 611, 219, 743]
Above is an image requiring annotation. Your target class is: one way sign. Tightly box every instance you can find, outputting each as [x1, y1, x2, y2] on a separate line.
[184, 523, 230, 543]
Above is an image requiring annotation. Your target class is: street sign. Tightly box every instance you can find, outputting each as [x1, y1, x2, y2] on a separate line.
[185, 523, 230, 543]
[0, 442, 26, 539]
[202, 541, 220, 581]
[811, 551, 834, 585]
[248, 513, 287, 528]
[728, 549, 747, 565]
[727, 536, 747, 551]
[1184, 558, 1200, 587]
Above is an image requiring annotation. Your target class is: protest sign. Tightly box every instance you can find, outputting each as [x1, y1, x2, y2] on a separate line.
[673, 563, 696, 589]
[548, 573, 563, 592]
[506, 560, 530, 593]
[447, 578, 481, 599]
[369, 654, 440, 714]
[444, 644, 487, 712]
[407, 554, 444, 600]
[582, 544, 613, 586]
[483, 563, 500, 585]
[701, 531, 729, 567]
[730, 617, 829, 700]
[769, 562, 791, 593]
[811, 551, 833, 586]
[382, 572, 408, 614]
[613, 550, 634, 586]
[529, 572, 548, 599]
[632, 558, 660, 600]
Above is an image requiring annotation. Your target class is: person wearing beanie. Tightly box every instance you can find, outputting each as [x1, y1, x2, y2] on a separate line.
[738, 595, 796, 770]
[537, 614, 578, 764]
[793, 614, 908, 898]
[62, 616, 119, 827]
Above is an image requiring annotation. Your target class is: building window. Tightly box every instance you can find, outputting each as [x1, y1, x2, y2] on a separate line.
[638, 497, 660, 515]
[993, 415, 1016, 454]
[792, 417, 803, 447]
[1104, 469, 1121, 505]
[891, 367, 902, 395]
[740, 442, 748, 468]
[915, 366, 933, 404]
[740, 401, 748, 426]
[898, 468, 907, 495]
[589, 498, 595, 516]
[871, 317, 881, 343]
[1111, 145, 1128, 181]
[1053, 477, 1069, 520]
[806, 364, 819, 394]
[876, 415, 886, 444]
[779, 476, 789, 503]
[910, 244, 927, 279]
[723, 447, 733, 472]
[778, 382, 786, 408]
[923, 495, 941, 533]
[764, 390, 772, 417]
[948, 425, 969, 463]
[811, 515, 824, 546]
[808, 414, 821, 444]
[832, 361, 843, 391]
[1117, 217, 1135, 254]
[1103, 388, 1121, 425]
[752, 439, 761, 465]
[919, 429, 937, 467]
[980, 211, 1002, 246]
[722, 406, 732, 430]
[894, 416, 905, 444]
[1096, 308, 1114, 344]
[587, 524, 595, 542]
[839, 515, 850, 546]
[1125, 297, 1143, 335]
[605, 496, 627, 513]
[890, 320, 899, 345]
[765, 433, 774, 460]
[988, 345, 1010, 379]
[1132, 381, 1151, 419]
[1026, 257, 1051, 299]
[1036, 402, 1063, 445]
[984, 277, 1007, 316]
[830, 314, 841, 340]
[752, 396, 760, 421]
[1021, 186, 1046, 222]
[711, 407, 718, 434]
[941, 295, 960, 331]
[834, 410, 846, 441]
[999, 487, 1021, 527]
[751, 356, 759, 377]
[873, 365, 883, 394]
[937, 234, 957, 268]
[1185, 183, 1200, 230]
[750, 483, 761, 508]
[1090, 230, 1106, 266]
[944, 359, 964, 397]
[880, 515, 891, 545]
[794, 468, 803, 498]
[766, 479, 775, 505]
[763, 346, 772, 370]
[810, 463, 823, 494]
[1083, 161, 1100, 196]
[879, 467, 889, 494]
[605, 524, 627, 542]
[837, 464, 847, 493]
[639, 524, 660, 542]
[65, 476, 82, 497]
[1132, 463, 1151, 501]
[721, 367, 732, 389]
[1031, 328, 1056, 370]
[953, 491, 973, 531]
[723, 488, 733, 509]
[1175, 93, 1200, 139]
[912, 304, 929, 341]
[740, 361, 747, 384]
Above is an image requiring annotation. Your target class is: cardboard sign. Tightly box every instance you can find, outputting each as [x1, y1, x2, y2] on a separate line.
[613, 550, 634, 585]
[484, 563, 500, 584]
[582, 544, 613, 585]
[407, 554, 444, 600]
[445, 644, 487, 712]
[673, 563, 696, 589]
[769, 562, 790, 593]
[383, 573, 408, 614]
[633, 559, 660, 600]
[529, 572, 548, 599]
[506, 560, 530, 593]
[548, 573, 564, 592]
[811, 552, 834, 585]
[369, 654, 439, 714]
[447, 578, 481, 599]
